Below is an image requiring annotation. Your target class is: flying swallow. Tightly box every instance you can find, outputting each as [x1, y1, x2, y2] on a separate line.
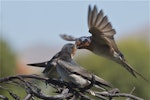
[60, 5, 147, 81]
[27, 43, 112, 89]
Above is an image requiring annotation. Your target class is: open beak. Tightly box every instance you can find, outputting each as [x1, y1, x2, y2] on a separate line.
[75, 40, 82, 49]
[75, 40, 90, 49]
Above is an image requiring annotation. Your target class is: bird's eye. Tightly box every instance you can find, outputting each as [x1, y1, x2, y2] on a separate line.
[84, 39, 88, 42]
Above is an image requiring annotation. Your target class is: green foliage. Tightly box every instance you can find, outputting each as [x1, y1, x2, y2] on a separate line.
[0, 39, 17, 77]
[0, 39, 56, 99]
[0, 39, 24, 98]
[75, 39, 150, 99]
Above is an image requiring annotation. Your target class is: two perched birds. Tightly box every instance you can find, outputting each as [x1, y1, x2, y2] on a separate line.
[28, 5, 147, 90]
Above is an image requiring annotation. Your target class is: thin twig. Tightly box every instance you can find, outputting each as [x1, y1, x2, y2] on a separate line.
[126, 87, 136, 100]
[94, 91, 143, 100]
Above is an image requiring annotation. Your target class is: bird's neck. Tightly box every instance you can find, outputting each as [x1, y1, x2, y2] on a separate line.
[60, 52, 72, 61]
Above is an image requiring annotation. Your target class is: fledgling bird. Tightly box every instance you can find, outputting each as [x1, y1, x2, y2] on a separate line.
[27, 43, 78, 79]
[27, 43, 112, 89]
[55, 44, 112, 89]
[60, 5, 147, 81]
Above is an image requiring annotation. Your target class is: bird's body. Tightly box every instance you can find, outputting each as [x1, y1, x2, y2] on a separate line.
[27, 44, 78, 79]
[56, 59, 112, 88]
[88, 37, 114, 59]
[28, 43, 112, 89]
[60, 5, 147, 81]
[56, 60, 91, 88]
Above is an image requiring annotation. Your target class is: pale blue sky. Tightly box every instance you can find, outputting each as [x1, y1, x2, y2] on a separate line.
[1, 1, 149, 52]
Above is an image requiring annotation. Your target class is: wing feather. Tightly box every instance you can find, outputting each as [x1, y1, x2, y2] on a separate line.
[88, 6, 116, 39]
[98, 16, 108, 30]
[95, 10, 104, 27]
[91, 6, 97, 27]
[57, 60, 92, 78]
[88, 5, 92, 28]
[103, 29, 116, 38]
[88, 5, 119, 52]
[57, 60, 112, 87]
[101, 23, 112, 32]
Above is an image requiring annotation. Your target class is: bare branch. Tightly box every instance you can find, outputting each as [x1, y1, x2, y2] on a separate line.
[94, 91, 143, 100]
[0, 74, 144, 100]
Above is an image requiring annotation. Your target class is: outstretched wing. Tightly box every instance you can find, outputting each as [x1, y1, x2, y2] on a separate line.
[88, 5, 119, 52]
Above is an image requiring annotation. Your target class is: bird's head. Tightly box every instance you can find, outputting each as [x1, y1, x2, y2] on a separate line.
[61, 43, 77, 58]
[75, 36, 91, 49]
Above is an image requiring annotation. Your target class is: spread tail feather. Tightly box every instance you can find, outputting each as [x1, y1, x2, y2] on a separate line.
[59, 34, 76, 41]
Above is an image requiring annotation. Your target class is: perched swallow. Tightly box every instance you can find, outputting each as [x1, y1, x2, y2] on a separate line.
[28, 43, 112, 89]
[55, 44, 112, 89]
[27, 43, 78, 78]
[60, 5, 147, 81]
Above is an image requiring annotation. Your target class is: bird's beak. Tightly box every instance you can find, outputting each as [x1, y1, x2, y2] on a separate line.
[75, 40, 90, 49]
[75, 40, 81, 49]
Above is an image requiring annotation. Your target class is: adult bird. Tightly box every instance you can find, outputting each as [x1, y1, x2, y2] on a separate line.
[60, 5, 147, 81]
[27, 43, 112, 89]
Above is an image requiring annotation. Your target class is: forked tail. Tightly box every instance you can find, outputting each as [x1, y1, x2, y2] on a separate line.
[116, 59, 149, 82]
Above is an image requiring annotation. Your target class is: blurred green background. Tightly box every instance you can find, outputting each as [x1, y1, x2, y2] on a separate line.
[0, 1, 149, 100]
[0, 33, 149, 99]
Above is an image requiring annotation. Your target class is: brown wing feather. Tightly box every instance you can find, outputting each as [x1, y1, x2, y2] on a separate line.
[88, 5, 118, 52]
[91, 6, 97, 27]
[98, 16, 108, 29]
[95, 10, 104, 27]
[88, 5, 92, 29]
[101, 23, 113, 32]
[88, 6, 116, 37]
